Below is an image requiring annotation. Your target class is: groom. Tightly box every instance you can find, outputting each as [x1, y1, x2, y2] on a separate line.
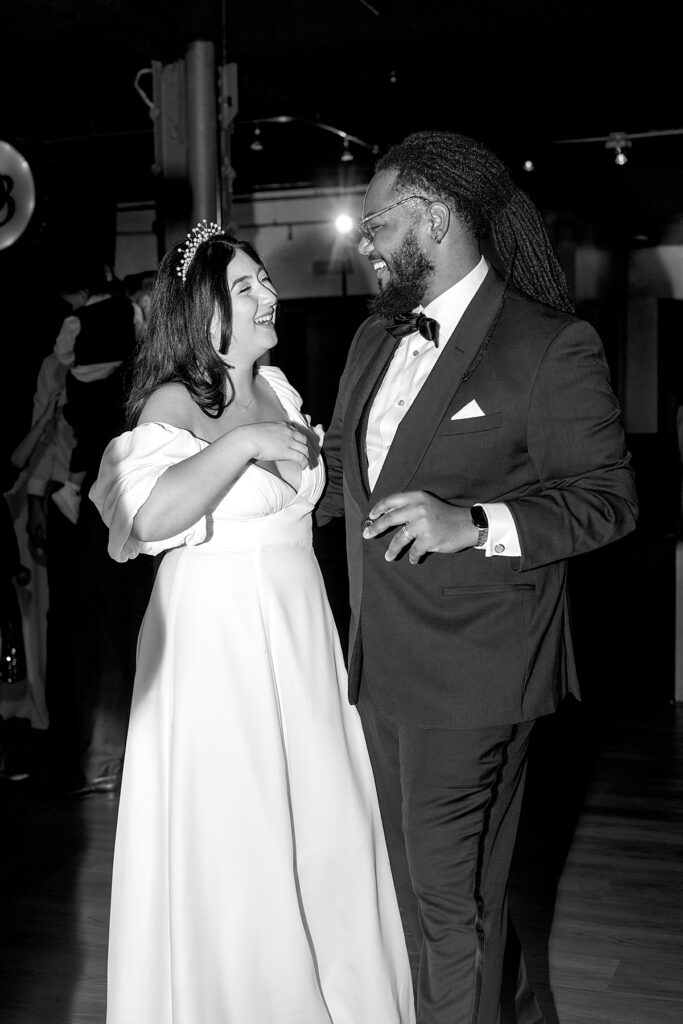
[317, 131, 638, 1023]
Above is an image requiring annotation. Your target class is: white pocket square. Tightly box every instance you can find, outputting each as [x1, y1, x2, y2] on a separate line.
[451, 400, 485, 420]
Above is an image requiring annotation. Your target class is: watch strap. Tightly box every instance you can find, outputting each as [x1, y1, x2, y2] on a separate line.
[470, 505, 489, 548]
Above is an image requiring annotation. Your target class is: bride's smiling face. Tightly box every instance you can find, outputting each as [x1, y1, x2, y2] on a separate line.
[212, 249, 278, 365]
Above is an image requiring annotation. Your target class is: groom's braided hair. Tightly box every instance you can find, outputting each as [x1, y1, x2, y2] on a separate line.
[376, 131, 574, 314]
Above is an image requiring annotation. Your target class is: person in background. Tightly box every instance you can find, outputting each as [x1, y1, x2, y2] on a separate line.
[1, 268, 92, 775]
[50, 270, 156, 523]
[0, 458, 31, 780]
[20, 268, 91, 784]
[61, 268, 157, 794]
[123, 270, 156, 323]
[24, 270, 90, 541]
[317, 130, 638, 1024]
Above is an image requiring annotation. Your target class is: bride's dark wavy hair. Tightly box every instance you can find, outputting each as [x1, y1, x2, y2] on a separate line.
[126, 234, 268, 427]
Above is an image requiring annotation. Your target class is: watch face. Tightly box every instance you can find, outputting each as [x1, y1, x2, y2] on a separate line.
[470, 505, 488, 529]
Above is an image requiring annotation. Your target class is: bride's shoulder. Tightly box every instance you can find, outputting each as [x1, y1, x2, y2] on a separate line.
[137, 382, 197, 430]
[258, 364, 303, 409]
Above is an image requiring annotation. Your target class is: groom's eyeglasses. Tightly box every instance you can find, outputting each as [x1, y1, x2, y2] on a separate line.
[355, 195, 434, 244]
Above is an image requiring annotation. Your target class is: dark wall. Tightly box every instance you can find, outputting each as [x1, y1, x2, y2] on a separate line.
[275, 294, 370, 429]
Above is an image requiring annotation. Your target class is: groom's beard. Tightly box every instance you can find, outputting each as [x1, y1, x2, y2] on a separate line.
[367, 228, 435, 320]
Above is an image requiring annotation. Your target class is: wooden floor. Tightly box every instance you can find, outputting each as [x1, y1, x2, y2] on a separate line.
[1, 698, 681, 1024]
[512, 700, 683, 1024]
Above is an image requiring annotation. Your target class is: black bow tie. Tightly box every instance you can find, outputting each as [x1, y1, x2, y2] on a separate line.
[386, 312, 440, 346]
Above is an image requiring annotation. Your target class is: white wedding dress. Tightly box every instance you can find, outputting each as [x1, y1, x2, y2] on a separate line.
[90, 365, 415, 1024]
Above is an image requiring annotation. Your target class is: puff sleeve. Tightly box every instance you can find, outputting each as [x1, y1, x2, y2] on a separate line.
[89, 422, 209, 562]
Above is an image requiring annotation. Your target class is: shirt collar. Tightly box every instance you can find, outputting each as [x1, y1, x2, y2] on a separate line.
[418, 256, 489, 343]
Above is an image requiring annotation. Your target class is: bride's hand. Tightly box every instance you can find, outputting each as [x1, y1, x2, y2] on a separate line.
[238, 421, 312, 468]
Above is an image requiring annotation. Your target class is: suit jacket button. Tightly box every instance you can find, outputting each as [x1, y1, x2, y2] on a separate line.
[494, 543, 505, 553]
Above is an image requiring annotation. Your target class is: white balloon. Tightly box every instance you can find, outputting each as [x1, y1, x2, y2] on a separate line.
[0, 141, 36, 250]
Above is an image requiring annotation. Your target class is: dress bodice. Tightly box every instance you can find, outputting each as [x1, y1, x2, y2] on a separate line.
[89, 365, 324, 562]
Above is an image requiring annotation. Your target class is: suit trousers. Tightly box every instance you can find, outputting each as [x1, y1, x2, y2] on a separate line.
[358, 676, 539, 1024]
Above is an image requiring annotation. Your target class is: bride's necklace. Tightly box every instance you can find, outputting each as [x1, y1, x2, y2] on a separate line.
[232, 393, 255, 412]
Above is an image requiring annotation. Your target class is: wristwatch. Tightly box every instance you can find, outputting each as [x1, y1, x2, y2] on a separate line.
[470, 505, 489, 548]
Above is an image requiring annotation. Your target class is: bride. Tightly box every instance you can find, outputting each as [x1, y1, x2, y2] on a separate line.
[90, 223, 415, 1024]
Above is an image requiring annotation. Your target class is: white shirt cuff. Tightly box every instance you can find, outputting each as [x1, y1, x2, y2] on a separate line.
[475, 502, 521, 557]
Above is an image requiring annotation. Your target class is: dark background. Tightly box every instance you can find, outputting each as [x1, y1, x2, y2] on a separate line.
[2, 0, 683, 246]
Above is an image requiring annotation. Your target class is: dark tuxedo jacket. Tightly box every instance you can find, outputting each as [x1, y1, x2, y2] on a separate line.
[317, 269, 638, 729]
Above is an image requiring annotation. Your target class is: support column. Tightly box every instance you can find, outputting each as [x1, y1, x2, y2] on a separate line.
[186, 39, 219, 227]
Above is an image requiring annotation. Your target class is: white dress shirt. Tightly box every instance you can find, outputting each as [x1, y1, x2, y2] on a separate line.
[366, 257, 521, 557]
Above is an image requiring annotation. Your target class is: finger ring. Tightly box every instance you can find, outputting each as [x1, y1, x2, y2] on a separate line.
[401, 524, 414, 541]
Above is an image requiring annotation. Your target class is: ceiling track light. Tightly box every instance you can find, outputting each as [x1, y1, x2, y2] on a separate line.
[237, 115, 378, 158]
[605, 131, 631, 166]
[550, 127, 683, 167]
[340, 137, 354, 163]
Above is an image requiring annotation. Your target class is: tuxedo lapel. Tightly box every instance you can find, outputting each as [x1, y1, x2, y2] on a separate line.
[343, 323, 400, 500]
[372, 270, 507, 498]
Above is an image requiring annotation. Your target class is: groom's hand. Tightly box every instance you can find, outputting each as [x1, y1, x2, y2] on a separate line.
[362, 491, 479, 564]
